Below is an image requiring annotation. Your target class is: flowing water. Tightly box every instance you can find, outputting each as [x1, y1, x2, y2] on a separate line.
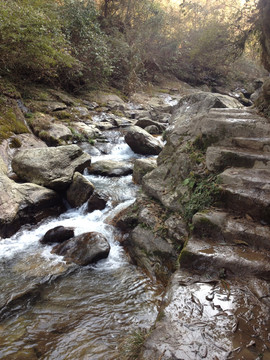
[0, 130, 162, 359]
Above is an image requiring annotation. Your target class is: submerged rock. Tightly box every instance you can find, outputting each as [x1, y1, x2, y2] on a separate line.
[12, 144, 91, 191]
[66, 172, 94, 208]
[40, 226, 74, 244]
[125, 126, 163, 155]
[52, 232, 110, 266]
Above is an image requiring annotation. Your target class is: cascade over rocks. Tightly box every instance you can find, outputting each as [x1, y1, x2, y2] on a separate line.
[124, 125, 163, 155]
[11, 144, 91, 191]
[52, 232, 110, 266]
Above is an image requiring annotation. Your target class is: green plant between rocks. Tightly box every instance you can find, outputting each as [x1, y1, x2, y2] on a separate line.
[118, 329, 149, 360]
[182, 173, 220, 223]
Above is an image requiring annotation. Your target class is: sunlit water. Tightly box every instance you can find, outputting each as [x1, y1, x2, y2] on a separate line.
[0, 129, 162, 360]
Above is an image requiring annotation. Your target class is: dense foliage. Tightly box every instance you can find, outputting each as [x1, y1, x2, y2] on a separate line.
[0, 0, 263, 92]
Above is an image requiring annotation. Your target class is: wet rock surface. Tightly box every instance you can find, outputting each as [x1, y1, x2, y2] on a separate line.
[87, 192, 107, 212]
[1, 83, 270, 359]
[138, 92, 270, 359]
[66, 172, 94, 208]
[40, 226, 74, 244]
[140, 270, 270, 360]
[52, 232, 110, 266]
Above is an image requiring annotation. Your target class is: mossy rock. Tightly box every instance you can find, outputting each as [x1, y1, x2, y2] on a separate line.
[0, 78, 21, 99]
[0, 96, 29, 143]
[54, 110, 72, 120]
[20, 85, 54, 101]
[9, 136, 22, 149]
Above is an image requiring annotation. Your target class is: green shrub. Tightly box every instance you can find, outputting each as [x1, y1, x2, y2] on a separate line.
[0, 0, 76, 82]
[59, 0, 112, 88]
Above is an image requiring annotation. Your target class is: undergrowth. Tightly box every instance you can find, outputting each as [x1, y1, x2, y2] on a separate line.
[182, 173, 220, 223]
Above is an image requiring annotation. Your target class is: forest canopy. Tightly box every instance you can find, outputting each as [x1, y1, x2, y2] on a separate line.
[0, 0, 263, 93]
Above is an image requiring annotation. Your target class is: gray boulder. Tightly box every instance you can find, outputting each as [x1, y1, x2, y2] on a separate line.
[66, 172, 94, 208]
[12, 145, 91, 191]
[52, 232, 110, 266]
[0, 174, 64, 238]
[71, 122, 102, 139]
[40, 226, 74, 244]
[133, 158, 157, 184]
[125, 126, 163, 155]
[88, 160, 133, 177]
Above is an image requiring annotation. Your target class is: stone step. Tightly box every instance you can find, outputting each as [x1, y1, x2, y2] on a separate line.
[206, 146, 270, 172]
[193, 210, 270, 251]
[219, 167, 270, 189]
[199, 109, 270, 146]
[209, 107, 258, 117]
[232, 137, 270, 152]
[180, 236, 270, 280]
[216, 168, 270, 223]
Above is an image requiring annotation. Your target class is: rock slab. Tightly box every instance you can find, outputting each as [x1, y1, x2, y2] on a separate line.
[12, 144, 91, 191]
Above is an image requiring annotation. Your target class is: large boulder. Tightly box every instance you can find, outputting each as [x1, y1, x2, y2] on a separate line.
[12, 145, 91, 191]
[0, 174, 64, 238]
[88, 160, 133, 177]
[52, 232, 110, 266]
[168, 92, 243, 146]
[40, 226, 74, 244]
[66, 172, 94, 208]
[124, 126, 163, 155]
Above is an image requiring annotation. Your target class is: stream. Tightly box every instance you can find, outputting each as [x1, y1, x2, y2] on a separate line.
[0, 130, 162, 359]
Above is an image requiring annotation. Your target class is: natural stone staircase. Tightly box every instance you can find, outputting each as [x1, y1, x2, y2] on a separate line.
[182, 108, 270, 281]
[140, 107, 270, 360]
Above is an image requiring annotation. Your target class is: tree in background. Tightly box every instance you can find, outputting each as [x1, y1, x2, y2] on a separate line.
[0, 0, 264, 92]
